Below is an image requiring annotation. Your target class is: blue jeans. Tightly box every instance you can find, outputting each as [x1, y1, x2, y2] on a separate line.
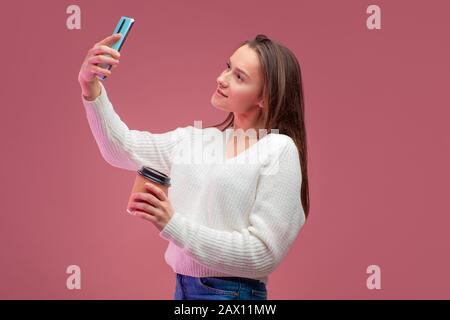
[174, 273, 268, 300]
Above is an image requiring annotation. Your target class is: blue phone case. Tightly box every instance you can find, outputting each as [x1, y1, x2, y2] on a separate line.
[97, 16, 135, 80]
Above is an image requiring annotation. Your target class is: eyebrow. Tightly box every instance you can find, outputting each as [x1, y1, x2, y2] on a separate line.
[228, 58, 251, 79]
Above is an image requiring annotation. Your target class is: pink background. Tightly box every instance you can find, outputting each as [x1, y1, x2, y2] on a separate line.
[1, 0, 449, 299]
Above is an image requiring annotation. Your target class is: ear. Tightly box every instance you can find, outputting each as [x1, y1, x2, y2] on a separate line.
[258, 99, 264, 109]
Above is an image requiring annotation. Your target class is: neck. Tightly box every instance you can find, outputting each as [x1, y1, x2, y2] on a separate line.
[232, 108, 266, 139]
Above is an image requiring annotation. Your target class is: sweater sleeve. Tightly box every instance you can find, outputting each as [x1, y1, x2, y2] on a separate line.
[81, 81, 188, 174]
[159, 139, 306, 279]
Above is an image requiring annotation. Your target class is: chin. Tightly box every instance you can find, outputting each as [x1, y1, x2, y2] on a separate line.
[211, 103, 228, 112]
[211, 95, 228, 112]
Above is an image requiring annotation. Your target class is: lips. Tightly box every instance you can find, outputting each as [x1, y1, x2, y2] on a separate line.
[216, 88, 228, 97]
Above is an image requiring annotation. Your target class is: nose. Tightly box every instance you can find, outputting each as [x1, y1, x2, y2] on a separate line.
[217, 76, 227, 89]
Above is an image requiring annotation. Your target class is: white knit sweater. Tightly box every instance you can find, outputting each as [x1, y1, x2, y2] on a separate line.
[81, 81, 306, 285]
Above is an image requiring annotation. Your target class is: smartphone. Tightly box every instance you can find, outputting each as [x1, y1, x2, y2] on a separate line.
[97, 16, 135, 80]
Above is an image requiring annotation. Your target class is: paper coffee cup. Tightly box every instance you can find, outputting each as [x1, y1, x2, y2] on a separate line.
[126, 166, 171, 214]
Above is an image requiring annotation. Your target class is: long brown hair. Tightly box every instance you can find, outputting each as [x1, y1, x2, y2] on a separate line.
[206, 34, 310, 220]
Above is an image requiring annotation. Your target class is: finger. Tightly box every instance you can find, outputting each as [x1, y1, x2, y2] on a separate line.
[91, 65, 111, 78]
[97, 33, 122, 47]
[89, 54, 119, 66]
[133, 192, 160, 208]
[135, 210, 157, 223]
[129, 201, 158, 216]
[92, 45, 121, 60]
[144, 183, 167, 201]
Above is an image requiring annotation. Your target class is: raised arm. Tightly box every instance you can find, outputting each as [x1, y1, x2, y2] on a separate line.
[81, 81, 188, 174]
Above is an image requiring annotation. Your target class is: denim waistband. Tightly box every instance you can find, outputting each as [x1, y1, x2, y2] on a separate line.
[177, 274, 265, 286]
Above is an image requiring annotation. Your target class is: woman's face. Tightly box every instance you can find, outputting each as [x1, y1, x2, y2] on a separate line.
[211, 44, 265, 114]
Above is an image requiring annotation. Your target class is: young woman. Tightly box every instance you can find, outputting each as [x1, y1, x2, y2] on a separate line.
[78, 34, 310, 300]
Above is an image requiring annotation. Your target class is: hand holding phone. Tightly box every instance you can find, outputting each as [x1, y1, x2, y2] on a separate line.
[96, 16, 135, 80]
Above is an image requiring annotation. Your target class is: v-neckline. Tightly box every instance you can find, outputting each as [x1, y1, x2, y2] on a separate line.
[222, 128, 271, 162]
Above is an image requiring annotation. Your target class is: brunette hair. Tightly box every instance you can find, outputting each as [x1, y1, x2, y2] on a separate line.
[207, 34, 310, 220]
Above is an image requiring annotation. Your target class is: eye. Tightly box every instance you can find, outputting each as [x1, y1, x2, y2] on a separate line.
[226, 62, 243, 81]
